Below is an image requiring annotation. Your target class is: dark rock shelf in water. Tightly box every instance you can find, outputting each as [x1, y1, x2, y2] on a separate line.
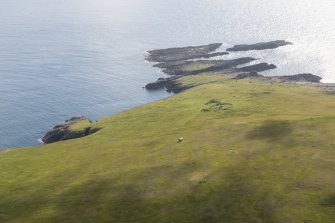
[146, 43, 225, 62]
[227, 40, 293, 52]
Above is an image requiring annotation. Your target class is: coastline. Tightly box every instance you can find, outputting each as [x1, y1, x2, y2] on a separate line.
[1, 65, 335, 222]
[25, 40, 335, 147]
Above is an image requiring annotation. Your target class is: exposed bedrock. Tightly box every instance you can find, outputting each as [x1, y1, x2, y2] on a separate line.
[227, 40, 293, 52]
[146, 43, 224, 62]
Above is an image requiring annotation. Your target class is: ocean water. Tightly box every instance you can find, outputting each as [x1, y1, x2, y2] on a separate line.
[0, 0, 334, 149]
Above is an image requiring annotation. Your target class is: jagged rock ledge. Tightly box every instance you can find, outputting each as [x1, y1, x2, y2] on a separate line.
[42, 116, 100, 144]
[227, 40, 293, 52]
[146, 43, 227, 62]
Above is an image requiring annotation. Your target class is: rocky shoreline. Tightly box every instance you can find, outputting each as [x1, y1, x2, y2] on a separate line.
[144, 40, 326, 93]
[43, 40, 332, 144]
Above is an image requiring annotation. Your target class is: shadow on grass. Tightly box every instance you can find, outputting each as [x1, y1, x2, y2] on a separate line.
[321, 195, 335, 207]
[0, 160, 287, 223]
[246, 120, 293, 142]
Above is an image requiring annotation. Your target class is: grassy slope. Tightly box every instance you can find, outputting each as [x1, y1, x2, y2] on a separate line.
[1, 74, 335, 223]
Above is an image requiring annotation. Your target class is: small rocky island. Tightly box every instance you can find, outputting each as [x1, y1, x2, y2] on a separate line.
[145, 40, 321, 93]
[42, 116, 100, 144]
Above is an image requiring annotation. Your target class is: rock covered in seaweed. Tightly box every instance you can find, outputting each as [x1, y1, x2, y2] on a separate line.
[42, 116, 100, 144]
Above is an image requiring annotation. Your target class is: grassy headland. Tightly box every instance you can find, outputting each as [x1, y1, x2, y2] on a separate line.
[1, 73, 335, 222]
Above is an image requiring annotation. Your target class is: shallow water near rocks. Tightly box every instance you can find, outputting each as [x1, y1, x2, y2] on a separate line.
[0, 0, 334, 149]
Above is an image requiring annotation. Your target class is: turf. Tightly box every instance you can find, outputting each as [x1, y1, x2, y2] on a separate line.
[1, 74, 335, 223]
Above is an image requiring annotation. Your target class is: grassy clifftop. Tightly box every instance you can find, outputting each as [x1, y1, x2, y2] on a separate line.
[1, 74, 335, 223]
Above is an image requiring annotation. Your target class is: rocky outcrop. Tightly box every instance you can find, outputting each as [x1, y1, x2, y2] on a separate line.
[227, 40, 293, 52]
[145, 77, 188, 93]
[233, 72, 263, 80]
[277, 73, 322, 83]
[144, 41, 326, 94]
[145, 78, 168, 90]
[146, 43, 224, 62]
[42, 116, 100, 144]
[237, 63, 277, 73]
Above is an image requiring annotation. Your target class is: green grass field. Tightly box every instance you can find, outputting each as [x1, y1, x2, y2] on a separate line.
[1, 74, 335, 223]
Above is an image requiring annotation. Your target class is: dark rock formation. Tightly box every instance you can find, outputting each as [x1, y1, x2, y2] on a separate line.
[238, 63, 277, 73]
[278, 73, 321, 83]
[165, 77, 191, 93]
[145, 77, 188, 93]
[233, 72, 263, 80]
[144, 41, 321, 94]
[42, 116, 100, 144]
[227, 40, 293, 52]
[146, 43, 223, 62]
[145, 78, 167, 90]
[161, 57, 257, 76]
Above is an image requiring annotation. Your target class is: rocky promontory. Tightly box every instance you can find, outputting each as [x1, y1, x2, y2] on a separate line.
[42, 116, 100, 144]
[144, 40, 325, 93]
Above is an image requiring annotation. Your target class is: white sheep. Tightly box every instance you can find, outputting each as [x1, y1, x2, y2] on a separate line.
[177, 137, 184, 143]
